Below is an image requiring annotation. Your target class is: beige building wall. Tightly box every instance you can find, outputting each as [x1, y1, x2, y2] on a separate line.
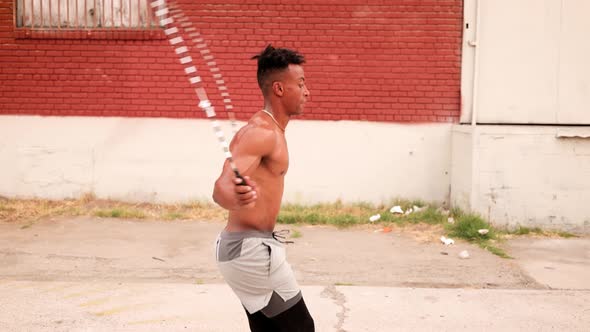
[453, 1, 590, 233]
[451, 125, 590, 232]
[461, 0, 590, 125]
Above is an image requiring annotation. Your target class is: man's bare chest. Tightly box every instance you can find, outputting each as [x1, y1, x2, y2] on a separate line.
[263, 141, 289, 176]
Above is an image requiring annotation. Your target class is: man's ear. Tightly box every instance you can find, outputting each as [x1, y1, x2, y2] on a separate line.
[272, 82, 284, 96]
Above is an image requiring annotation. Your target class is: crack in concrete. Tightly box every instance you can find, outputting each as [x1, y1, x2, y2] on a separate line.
[321, 285, 349, 332]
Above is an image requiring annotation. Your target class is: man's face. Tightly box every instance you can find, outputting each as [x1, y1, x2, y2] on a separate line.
[279, 64, 310, 116]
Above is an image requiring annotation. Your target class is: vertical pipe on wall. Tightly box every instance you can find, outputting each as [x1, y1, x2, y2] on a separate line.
[468, 0, 481, 214]
[470, 0, 481, 126]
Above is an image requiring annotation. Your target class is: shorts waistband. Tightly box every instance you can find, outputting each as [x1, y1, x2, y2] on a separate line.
[219, 230, 274, 240]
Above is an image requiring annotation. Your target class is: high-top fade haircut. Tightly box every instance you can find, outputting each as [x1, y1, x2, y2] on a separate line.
[251, 44, 306, 94]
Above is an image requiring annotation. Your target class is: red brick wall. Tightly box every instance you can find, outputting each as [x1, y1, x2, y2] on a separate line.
[0, 0, 463, 122]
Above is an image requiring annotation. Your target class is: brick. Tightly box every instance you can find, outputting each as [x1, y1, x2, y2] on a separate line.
[0, 0, 462, 122]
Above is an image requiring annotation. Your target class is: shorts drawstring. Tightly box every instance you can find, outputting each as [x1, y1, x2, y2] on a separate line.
[272, 229, 294, 244]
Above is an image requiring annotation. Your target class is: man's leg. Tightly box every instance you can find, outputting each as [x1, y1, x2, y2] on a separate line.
[244, 307, 279, 332]
[269, 297, 315, 332]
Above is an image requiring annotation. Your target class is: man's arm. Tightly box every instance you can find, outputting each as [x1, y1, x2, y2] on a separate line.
[212, 125, 276, 210]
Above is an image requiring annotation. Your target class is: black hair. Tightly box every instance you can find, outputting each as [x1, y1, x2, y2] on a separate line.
[251, 44, 306, 91]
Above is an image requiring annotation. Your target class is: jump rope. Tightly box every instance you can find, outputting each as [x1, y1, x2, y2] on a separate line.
[149, 0, 246, 183]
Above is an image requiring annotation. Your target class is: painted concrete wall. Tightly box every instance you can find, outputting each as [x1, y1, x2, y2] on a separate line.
[0, 116, 452, 205]
[461, 0, 590, 125]
[449, 127, 473, 210]
[451, 125, 590, 233]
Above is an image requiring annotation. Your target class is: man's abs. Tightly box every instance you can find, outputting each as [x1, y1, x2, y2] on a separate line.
[226, 196, 280, 231]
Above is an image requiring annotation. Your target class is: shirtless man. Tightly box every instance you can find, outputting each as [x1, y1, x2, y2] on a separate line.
[212, 45, 314, 331]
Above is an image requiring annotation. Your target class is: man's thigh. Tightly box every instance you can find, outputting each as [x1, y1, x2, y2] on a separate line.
[270, 297, 315, 332]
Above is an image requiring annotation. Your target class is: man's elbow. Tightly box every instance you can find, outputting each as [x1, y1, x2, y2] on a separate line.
[212, 181, 221, 205]
[212, 179, 227, 208]
[212, 191, 222, 206]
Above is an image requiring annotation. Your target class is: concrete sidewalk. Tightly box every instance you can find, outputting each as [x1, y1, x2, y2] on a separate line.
[1, 217, 589, 331]
[0, 281, 588, 331]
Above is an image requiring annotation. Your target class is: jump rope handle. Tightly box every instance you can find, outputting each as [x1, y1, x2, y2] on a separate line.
[233, 169, 249, 186]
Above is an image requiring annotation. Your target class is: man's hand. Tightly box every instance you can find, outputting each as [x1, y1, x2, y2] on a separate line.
[234, 176, 258, 207]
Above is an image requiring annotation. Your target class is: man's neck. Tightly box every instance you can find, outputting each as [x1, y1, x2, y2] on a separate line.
[263, 103, 289, 130]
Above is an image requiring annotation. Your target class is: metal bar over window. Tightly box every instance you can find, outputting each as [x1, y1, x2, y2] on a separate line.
[16, 0, 157, 29]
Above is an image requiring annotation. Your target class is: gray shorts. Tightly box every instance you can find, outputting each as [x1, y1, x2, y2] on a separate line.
[215, 230, 302, 317]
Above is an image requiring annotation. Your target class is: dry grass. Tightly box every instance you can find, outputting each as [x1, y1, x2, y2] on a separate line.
[0, 194, 227, 225]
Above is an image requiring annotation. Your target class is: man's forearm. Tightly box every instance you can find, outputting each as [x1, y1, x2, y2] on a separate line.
[212, 180, 237, 211]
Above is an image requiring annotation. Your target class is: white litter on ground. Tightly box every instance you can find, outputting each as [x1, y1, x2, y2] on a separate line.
[440, 236, 455, 245]
[390, 206, 404, 214]
[369, 214, 381, 222]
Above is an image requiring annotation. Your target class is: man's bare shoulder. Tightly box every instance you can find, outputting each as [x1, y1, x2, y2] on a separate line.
[235, 112, 277, 140]
[230, 112, 278, 154]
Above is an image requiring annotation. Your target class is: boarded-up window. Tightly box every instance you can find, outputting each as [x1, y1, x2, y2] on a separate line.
[16, 0, 158, 29]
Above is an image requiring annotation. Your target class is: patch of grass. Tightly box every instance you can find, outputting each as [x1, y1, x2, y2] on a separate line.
[278, 202, 369, 227]
[0, 197, 85, 224]
[78, 192, 97, 203]
[446, 214, 496, 241]
[94, 208, 146, 219]
[507, 226, 545, 236]
[556, 231, 578, 238]
[477, 241, 512, 259]
[305, 212, 328, 225]
[500, 225, 579, 239]
[445, 210, 511, 258]
[450, 206, 464, 218]
[334, 282, 354, 286]
[0, 196, 579, 252]
[163, 212, 187, 220]
[329, 214, 358, 228]
[276, 212, 301, 225]
[290, 229, 302, 239]
[0, 195, 227, 224]
[277, 200, 445, 228]
[404, 207, 446, 225]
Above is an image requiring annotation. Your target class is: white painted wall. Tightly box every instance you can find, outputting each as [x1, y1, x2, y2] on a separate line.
[449, 126, 473, 210]
[558, 0, 590, 124]
[461, 0, 590, 124]
[451, 125, 590, 232]
[0, 116, 452, 205]
[457, 1, 590, 232]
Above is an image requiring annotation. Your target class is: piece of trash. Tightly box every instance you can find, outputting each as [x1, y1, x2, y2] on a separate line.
[390, 205, 404, 214]
[458, 250, 470, 259]
[447, 217, 455, 224]
[413, 205, 425, 213]
[404, 207, 413, 215]
[152, 256, 165, 262]
[369, 214, 381, 222]
[478, 229, 489, 235]
[381, 227, 392, 233]
[440, 251, 449, 255]
[440, 236, 455, 245]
